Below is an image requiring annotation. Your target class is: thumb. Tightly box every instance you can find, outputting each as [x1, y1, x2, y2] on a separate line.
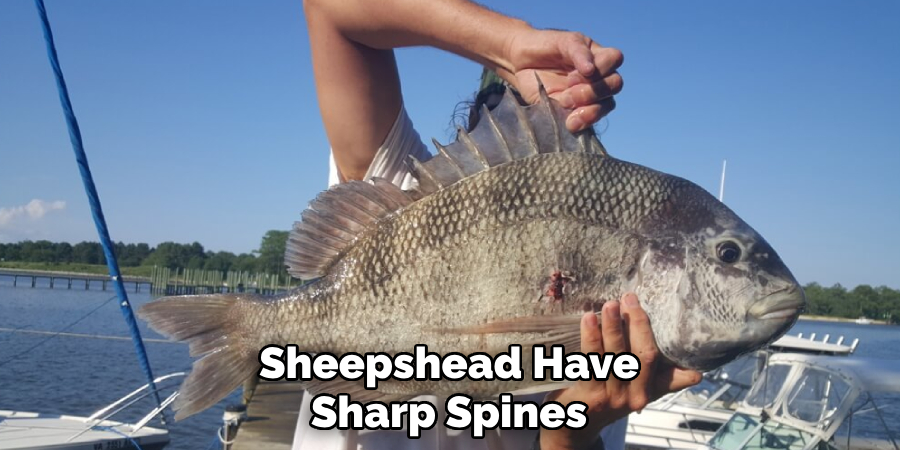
[667, 368, 703, 392]
[560, 34, 595, 78]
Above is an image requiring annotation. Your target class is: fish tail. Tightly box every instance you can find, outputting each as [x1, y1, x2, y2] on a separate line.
[139, 294, 265, 420]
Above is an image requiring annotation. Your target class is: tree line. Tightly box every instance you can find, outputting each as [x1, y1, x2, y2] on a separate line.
[2, 236, 899, 323]
[0, 230, 290, 277]
[803, 282, 900, 323]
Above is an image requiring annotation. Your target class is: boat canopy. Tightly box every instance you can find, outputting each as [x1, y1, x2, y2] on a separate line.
[768, 353, 900, 394]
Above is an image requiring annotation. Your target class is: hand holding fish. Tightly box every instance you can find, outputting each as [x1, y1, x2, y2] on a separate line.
[497, 29, 625, 132]
[540, 294, 703, 450]
[304, 0, 624, 179]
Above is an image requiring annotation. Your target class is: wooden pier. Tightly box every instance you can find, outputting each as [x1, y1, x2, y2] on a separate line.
[231, 381, 305, 450]
[149, 266, 297, 296]
[0, 269, 150, 292]
[0, 267, 298, 296]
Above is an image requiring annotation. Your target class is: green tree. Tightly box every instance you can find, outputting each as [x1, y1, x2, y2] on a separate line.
[73, 241, 104, 264]
[256, 230, 289, 275]
[143, 242, 207, 269]
[202, 251, 234, 272]
[115, 242, 151, 267]
[54, 242, 73, 264]
[0, 243, 20, 261]
[232, 253, 259, 272]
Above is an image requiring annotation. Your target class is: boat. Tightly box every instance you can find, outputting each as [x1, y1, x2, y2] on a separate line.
[0, 373, 183, 450]
[705, 353, 900, 450]
[856, 317, 874, 325]
[626, 333, 860, 450]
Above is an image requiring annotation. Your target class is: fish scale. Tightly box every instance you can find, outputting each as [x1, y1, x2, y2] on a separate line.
[299, 155, 655, 342]
[140, 88, 804, 420]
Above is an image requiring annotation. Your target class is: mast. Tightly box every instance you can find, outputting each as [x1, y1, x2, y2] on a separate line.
[718, 160, 727, 202]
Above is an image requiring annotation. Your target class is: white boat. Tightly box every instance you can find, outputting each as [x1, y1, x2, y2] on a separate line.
[626, 333, 860, 450]
[856, 317, 874, 325]
[0, 373, 183, 450]
[706, 353, 900, 450]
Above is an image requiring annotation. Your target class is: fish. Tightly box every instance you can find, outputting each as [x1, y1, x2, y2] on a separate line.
[139, 85, 805, 420]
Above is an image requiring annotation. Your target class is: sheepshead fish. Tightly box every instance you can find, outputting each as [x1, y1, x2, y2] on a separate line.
[140, 87, 805, 420]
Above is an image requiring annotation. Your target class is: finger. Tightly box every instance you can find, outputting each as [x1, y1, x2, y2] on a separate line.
[590, 46, 624, 78]
[669, 369, 703, 391]
[565, 98, 615, 132]
[574, 311, 606, 393]
[558, 73, 623, 109]
[600, 300, 626, 353]
[621, 293, 656, 361]
[561, 33, 596, 78]
[621, 293, 659, 410]
[580, 311, 603, 353]
[599, 300, 626, 396]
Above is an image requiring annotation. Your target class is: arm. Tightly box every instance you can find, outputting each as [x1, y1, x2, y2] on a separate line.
[304, 0, 623, 181]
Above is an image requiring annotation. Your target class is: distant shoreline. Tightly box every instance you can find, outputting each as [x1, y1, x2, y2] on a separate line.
[1, 264, 896, 327]
[0, 262, 151, 278]
[799, 314, 891, 325]
[0, 265, 150, 281]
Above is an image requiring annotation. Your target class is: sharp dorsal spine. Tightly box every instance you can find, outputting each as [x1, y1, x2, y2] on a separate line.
[285, 85, 610, 279]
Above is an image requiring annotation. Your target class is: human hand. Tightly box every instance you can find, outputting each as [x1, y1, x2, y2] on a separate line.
[498, 29, 624, 133]
[540, 293, 702, 450]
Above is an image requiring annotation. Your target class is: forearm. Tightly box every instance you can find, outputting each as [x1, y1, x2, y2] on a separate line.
[304, 0, 620, 180]
[304, 0, 534, 181]
[306, 0, 531, 73]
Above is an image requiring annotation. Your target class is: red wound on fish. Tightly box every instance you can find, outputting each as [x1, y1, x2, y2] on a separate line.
[544, 270, 574, 303]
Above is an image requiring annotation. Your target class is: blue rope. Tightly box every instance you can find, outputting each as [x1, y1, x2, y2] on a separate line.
[34, 0, 163, 412]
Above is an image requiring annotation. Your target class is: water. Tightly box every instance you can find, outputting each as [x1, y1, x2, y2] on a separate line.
[2, 278, 899, 449]
[0, 278, 237, 450]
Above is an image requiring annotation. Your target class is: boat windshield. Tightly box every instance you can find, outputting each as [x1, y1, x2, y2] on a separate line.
[784, 366, 850, 425]
[745, 363, 792, 408]
[744, 362, 851, 427]
[673, 352, 769, 410]
[708, 352, 767, 388]
[708, 413, 817, 450]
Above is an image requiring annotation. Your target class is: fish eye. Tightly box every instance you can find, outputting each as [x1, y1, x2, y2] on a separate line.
[716, 241, 742, 264]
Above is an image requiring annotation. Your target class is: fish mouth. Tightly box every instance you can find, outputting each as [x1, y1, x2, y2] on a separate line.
[748, 286, 806, 320]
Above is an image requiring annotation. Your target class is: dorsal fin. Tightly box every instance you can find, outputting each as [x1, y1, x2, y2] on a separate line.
[286, 80, 609, 279]
[532, 77, 563, 154]
[285, 179, 414, 279]
[409, 80, 609, 196]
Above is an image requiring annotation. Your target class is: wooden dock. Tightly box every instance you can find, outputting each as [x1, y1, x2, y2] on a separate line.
[0, 269, 150, 292]
[150, 266, 297, 296]
[231, 381, 305, 450]
[0, 267, 299, 296]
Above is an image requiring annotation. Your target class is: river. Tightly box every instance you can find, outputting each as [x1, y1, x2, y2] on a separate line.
[1, 278, 898, 449]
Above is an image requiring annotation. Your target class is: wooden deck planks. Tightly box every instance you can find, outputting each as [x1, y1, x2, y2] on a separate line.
[231, 381, 305, 450]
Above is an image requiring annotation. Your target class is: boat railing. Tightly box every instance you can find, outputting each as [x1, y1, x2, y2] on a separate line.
[793, 332, 860, 354]
[65, 371, 185, 442]
[699, 382, 741, 410]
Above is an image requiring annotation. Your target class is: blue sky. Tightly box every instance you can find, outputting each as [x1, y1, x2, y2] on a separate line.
[1, 1, 898, 288]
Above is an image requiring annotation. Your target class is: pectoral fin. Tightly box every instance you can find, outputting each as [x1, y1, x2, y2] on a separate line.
[302, 377, 414, 403]
[427, 313, 594, 352]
